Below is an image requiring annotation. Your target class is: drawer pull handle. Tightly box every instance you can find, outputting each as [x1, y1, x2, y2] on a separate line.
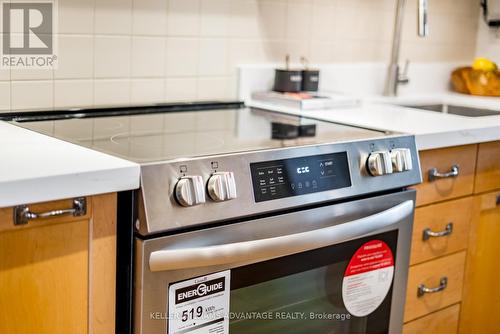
[428, 164, 459, 181]
[14, 197, 87, 226]
[422, 223, 453, 241]
[417, 277, 448, 297]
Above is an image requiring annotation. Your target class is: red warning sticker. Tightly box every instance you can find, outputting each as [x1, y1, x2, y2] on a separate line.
[342, 240, 394, 317]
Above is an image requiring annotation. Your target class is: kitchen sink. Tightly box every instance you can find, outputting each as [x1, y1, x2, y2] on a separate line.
[404, 104, 500, 117]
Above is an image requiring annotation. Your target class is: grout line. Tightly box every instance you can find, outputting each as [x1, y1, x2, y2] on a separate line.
[90, 0, 95, 108]
[194, 0, 202, 99]
[91, 0, 96, 107]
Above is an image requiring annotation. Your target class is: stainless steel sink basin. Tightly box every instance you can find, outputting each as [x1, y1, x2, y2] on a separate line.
[404, 104, 500, 117]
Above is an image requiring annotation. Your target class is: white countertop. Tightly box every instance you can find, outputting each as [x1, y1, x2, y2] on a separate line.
[0, 121, 140, 208]
[2, 88, 499, 208]
[248, 93, 500, 151]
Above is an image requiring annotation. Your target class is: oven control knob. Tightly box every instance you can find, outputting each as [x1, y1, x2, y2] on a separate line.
[367, 151, 393, 176]
[391, 148, 413, 172]
[207, 172, 237, 202]
[174, 176, 206, 207]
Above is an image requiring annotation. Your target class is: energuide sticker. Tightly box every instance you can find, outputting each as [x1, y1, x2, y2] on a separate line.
[342, 240, 394, 317]
[168, 270, 230, 334]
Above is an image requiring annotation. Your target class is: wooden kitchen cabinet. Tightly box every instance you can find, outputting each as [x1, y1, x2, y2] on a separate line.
[404, 251, 465, 323]
[413, 144, 477, 207]
[403, 144, 477, 331]
[403, 304, 460, 334]
[410, 197, 472, 265]
[0, 193, 117, 334]
[459, 191, 500, 334]
[406, 140, 500, 334]
[474, 141, 500, 194]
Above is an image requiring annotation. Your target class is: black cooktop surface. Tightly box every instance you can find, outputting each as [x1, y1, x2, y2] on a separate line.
[11, 102, 387, 163]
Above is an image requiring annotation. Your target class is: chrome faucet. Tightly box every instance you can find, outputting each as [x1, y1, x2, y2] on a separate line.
[384, 0, 429, 96]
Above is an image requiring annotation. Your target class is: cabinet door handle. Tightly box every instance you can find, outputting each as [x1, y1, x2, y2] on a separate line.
[14, 197, 87, 225]
[422, 223, 453, 241]
[428, 164, 459, 181]
[417, 277, 448, 297]
[428, 165, 459, 181]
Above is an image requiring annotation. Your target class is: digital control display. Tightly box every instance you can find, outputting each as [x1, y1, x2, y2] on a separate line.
[250, 152, 351, 202]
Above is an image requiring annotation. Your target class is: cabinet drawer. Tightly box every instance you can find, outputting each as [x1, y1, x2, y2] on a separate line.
[404, 252, 466, 322]
[413, 145, 476, 207]
[403, 304, 460, 334]
[475, 141, 500, 193]
[410, 197, 473, 265]
[0, 197, 91, 233]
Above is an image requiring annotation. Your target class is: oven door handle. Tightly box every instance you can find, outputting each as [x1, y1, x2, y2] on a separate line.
[149, 200, 414, 272]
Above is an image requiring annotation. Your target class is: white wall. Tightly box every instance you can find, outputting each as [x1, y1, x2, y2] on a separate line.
[0, 0, 480, 112]
[475, 13, 500, 63]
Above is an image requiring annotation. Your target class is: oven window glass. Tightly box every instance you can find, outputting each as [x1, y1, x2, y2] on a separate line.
[229, 231, 397, 334]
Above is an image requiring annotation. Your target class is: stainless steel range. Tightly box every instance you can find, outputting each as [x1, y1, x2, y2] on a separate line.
[11, 102, 422, 334]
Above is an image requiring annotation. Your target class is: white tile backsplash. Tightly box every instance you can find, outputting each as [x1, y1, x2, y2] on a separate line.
[0, 0, 483, 112]
[197, 76, 231, 100]
[11, 81, 53, 110]
[55, 35, 94, 79]
[94, 0, 133, 35]
[229, 0, 260, 38]
[131, 37, 165, 77]
[166, 0, 201, 36]
[59, 0, 94, 34]
[0, 67, 10, 82]
[200, 0, 231, 37]
[310, 2, 336, 41]
[132, 0, 167, 36]
[165, 38, 199, 76]
[131, 78, 165, 104]
[286, 1, 312, 41]
[256, 1, 287, 39]
[164, 77, 197, 101]
[94, 36, 131, 78]
[198, 38, 229, 76]
[11, 67, 53, 81]
[54, 80, 93, 108]
[0, 82, 10, 110]
[94, 79, 131, 105]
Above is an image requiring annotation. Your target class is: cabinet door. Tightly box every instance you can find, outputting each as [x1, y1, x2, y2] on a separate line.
[460, 191, 500, 334]
[0, 218, 89, 334]
[475, 141, 500, 194]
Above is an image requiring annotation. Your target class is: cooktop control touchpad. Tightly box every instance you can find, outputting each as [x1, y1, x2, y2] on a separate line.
[250, 152, 351, 202]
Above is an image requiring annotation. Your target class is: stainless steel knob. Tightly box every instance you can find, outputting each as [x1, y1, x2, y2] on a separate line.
[174, 176, 206, 207]
[207, 172, 237, 202]
[367, 151, 393, 176]
[391, 148, 413, 172]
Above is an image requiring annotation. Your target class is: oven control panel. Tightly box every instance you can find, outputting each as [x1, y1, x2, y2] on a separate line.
[250, 152, 352, 202]
[138, 135, 422, 235]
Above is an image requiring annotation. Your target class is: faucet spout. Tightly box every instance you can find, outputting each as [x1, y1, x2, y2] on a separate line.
[384, 0, 429, 96]
[418, 0, 429, 37]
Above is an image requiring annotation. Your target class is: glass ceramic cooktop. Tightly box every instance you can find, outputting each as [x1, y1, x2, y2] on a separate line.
[14, 107, 388, 163]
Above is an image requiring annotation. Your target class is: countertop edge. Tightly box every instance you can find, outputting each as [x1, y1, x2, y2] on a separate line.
[0, 165, 140, 208]
[0, 120, 141, 208]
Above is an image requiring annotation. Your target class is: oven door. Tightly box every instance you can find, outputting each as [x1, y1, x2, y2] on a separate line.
[134, 190, 415, 334]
